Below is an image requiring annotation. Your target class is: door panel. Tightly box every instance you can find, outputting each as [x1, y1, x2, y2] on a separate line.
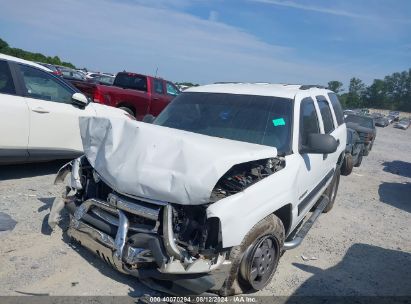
[26, 97, 95, 155]
[295, 96, 327, 220]
[149, 78, 169, 116]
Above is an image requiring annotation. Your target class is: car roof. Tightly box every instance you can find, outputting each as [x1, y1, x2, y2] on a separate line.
[0, 53, 52, 72]
[186, 83, 332, 99]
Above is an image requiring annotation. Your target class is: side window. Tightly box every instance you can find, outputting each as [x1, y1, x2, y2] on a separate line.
[300, 97, 320, 147]
[328, 93, 344, 125]
[316, 96, 335, 134]
[18, 64, 73, 104]
[0, 60, 16, 95]
[153, 79, 164, 94]
[166, 82, 179, 96]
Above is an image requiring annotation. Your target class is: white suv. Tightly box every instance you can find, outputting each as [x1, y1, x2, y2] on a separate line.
[54, 83, 346, 295]
[0, 54, 130, 163]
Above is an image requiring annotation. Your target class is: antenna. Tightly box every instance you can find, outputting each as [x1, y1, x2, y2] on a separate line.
[155, 67, 158, 78]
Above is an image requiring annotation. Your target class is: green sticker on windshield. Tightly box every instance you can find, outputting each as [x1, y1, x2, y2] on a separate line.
[272, 118, 285, 126]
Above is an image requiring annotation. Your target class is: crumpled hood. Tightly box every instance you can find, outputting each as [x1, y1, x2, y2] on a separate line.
[79, 117, 277, 205]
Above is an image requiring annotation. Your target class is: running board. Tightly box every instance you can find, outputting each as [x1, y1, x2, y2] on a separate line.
[283, 195, 330, 250]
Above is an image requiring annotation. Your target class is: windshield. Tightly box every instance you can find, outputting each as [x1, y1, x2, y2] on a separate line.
[345, 114, 374, 129]
[154, 92, 293, 154]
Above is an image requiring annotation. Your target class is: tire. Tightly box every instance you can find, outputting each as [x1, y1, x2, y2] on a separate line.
[340, 153, 353, 176]
[354, 152, 363, 167]
[217, 214, 285, 296]
[363, 145, 370, 156]
[322, 168, 340, 213]
[119, 106, 134, 116]
[369, 141, 374, 151]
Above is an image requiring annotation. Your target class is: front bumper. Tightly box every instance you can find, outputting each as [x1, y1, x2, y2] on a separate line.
[63, 195, 230, 295]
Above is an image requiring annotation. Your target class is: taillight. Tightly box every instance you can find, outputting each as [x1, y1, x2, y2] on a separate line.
[93, 89, 104, 103]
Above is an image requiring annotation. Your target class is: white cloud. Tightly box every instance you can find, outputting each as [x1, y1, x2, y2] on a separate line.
[208, 10, 219, 22]
[0, 0, 394, 84]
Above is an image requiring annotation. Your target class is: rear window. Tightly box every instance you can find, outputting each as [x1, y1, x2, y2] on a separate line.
[328, 93, 344, 126]
[316, 97, 335, 134]
[114, 73, 147, 91]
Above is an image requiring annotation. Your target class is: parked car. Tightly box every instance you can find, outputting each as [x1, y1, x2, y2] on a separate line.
[394, 118, 410, 130]
[374, 116, 389, 127]
[52, 84, 346, 296]
[344, 114, 376, 156]
[389, 111, 400, 121]
[70, 71, 180, 120]
[88, 74, 115, 86]
[340, 128, 364, 176]
[85, 71, 102, 79]
[386, 115, 395, 124]
[370, 112, 383, 119]
[0, 54, 132, 163]
[60, 68, 88, 81]
[36, 62, 62, 77]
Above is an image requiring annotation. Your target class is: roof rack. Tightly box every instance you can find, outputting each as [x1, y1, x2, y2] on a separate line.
[299, 85, 326, 90]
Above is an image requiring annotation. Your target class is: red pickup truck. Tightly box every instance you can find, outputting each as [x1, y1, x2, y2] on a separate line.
[70, 72, 180, 120]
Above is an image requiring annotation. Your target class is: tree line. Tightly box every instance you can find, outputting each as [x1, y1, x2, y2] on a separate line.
[327, 69, 411, 112]
[0, 38, 75, 69]
[1, 37, 409, 111]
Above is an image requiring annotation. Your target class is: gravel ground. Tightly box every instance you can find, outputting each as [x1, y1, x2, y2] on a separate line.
[0, 125, 410, 298]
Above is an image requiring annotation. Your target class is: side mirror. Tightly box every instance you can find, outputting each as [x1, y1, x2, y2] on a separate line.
[72, 92, 88, 107]
[300, 133, 338, 154]
[142, 114, 155, 124]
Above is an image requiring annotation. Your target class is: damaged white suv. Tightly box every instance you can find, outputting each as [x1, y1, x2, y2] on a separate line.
[52, 83, 346, 296]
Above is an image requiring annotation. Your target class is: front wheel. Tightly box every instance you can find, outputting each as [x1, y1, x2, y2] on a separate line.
[217, 214, 284, 296]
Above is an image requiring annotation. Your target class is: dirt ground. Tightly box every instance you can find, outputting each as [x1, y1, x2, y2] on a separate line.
[0, 124, 410, 299]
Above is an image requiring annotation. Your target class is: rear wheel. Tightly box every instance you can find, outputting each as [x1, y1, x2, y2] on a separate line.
[363, 145, 370, 156]
[354, 152, 363, 167]
[340, 153, 353, 176]
[217, 214, 284, 296]
[323, 169, 340, 213]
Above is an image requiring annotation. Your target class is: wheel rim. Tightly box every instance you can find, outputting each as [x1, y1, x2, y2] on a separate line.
[240, 235, 279, 290]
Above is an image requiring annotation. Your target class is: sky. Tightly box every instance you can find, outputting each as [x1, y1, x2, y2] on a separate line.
[1, 0, 410, 88]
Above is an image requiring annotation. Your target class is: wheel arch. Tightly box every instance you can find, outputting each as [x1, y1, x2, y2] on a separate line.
[117, 102, 136, 115]
[273, 203, 292, 236]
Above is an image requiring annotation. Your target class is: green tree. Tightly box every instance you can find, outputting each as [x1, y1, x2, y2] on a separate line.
[0, 37, 76, 68]
[0, 38, 9, 50]
[327, 80, 343, 94]
[346, 77, 365, 108]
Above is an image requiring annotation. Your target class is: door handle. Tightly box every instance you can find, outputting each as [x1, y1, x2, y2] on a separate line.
[32, 107, 50, 114]
[153, 97, 159, 100]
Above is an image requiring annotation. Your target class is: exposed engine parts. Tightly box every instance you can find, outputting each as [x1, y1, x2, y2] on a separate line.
[59, 157, 224, 274]
[210, 157, 285, 201]
[171, 205, 222, 257]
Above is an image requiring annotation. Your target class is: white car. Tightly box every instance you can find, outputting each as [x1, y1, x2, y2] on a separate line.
[53, 83, 347, 295]
[0, 54, 131, 163]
